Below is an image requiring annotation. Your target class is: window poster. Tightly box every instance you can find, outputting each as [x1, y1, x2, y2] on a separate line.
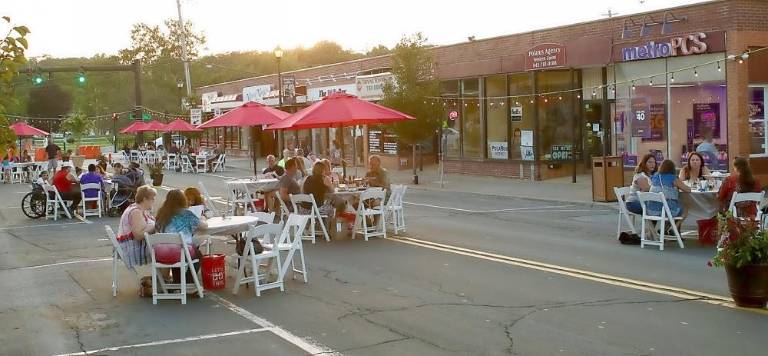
[641, 104, 666, 142]
[693, 103, 720, 138]
[631, 98, 650, 138]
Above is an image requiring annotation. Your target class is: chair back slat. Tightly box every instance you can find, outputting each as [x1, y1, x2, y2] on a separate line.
[105, 225, 132, 270]
[146, 233, 184, 247]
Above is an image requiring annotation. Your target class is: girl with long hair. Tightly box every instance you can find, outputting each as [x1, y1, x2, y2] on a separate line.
[625, 154, 657, 214]
[154, 189, 208, 283]
[679, 152, 711, 182]
[648, 159, 691, 219]
[718, 157, 762, 217]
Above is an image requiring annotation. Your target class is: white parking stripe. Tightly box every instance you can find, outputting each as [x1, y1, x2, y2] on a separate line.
[10, 257, 111, 271]
[208, 294, 337, 355]
[51, 328, 271, 356]
[403, 202, 575, 213]
[0, 221, 86, 231]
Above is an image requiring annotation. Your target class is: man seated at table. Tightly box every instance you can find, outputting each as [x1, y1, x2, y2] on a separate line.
[263, 154, 285, 177]
[168, 142, 180, 155]
[126, 162, 146, 188]
[365, 155, 390, 192]
[52, 165, 81, 213]
[206, 144, 225, 172]
[278, 158, 301, 214]
[80, 164, 105, 206]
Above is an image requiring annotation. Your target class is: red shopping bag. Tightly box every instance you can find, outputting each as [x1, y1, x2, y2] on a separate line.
[697, 217, 718, 245]
[201, 254, 226, 290]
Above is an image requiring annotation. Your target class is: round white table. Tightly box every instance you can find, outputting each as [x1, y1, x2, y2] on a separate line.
[681, 190, 719, 220]
[204, 215, 260, 236]
[227, 178, 280, 193]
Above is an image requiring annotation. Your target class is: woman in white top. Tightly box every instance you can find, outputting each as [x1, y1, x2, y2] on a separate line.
[626, 154, 657, 214]
[679, 151, 711, 183]
[116, 185, 157, 268]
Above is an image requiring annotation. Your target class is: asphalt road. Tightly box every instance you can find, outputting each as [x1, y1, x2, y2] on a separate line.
[1, 168, 767, 356]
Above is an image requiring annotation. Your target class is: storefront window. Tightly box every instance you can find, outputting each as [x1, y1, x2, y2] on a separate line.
[614, 53, 727, 170]
[441, 80, 460, 158]
[750, 86, 767, 156]
[462, 79, 482, 158]
[537, 71, 575, 160]
[509, 73, 534, 159]
[486, 75, 508, 159]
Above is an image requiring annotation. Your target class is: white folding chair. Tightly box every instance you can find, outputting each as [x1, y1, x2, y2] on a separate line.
[129, 150, 140, 163]
[144, 150, 156, 164]
[179, 155, 194, 173]
[233, 223, 285, 296]
[728, 191, 765, 220]
[261, 214, 310, 283]
[9, 163, 24, 184]
[248, 211, 277, 225]
[42, 183, 72, 220]
[212, 154, 226, 172]
[165, 153, 178, 170]
[145, 232, 204, 305]
[80, 183, 103, 218]
[637, 192, 685, 251]
[613, 186, 638, 239]
[385, 185, 407, 233]
[290, 193, 330, 244]
[353, 189, 387, 241]
[275, 193, 292, 223]
[196, 155, 207, 173]
[228, 182, 259, 215]
[106, 225, 138, 297]
[197, 181, 220, 216]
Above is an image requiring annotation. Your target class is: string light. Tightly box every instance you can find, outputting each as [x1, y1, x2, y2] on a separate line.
[694, 68, 698, 77]
[670, 73, 675, 82]
[576, 94, 581, 99]
[649, 77, 654, 86]
[591, 88, 596, 97]
[558, 96, 563, 101]
[717, 61, 722, 72]
[631, 81, 636, 91]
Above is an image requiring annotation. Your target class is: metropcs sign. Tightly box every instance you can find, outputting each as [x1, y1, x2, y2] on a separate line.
[621, 32, 708, 62]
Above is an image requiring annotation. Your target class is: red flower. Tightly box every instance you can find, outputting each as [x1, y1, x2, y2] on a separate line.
[707, 260, 713, 267]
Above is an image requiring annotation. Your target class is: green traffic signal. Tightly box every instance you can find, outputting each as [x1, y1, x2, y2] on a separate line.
[33, 75, 44, 85]
[77, 72, 86, 84]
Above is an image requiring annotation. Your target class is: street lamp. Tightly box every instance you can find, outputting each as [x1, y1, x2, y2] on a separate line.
[274, 48, 283, 108]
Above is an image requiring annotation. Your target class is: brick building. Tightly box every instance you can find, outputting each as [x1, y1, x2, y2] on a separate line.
[197, 0, 768, 180]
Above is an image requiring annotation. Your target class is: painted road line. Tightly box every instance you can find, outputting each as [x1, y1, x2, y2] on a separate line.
[52, 328, 271, 356]
[208, 293, 337, 355]
[403, 202, 575, 214]
[5, 257, 112, 271]
[0, 221, 86, 231]
[389, 236, 768, 315]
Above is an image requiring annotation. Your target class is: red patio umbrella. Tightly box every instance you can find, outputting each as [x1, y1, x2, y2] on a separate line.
[119, 121, 147, 134]
[267, 92, 414, 130]
[10, 122, 49, 137]
[267, 93, 414, 177]
[137, 120, 167, 132]
[163, 118, 202, 132]
[197, 101, 289, 128]
[196, 101, 290, 175]
[9, 122, 49, 160]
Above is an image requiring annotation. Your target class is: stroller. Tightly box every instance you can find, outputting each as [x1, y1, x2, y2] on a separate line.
[107, 181, 136, 217]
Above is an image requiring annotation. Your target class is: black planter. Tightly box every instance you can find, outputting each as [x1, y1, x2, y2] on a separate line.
[150, 173, 164, 187]
[725, 264, 768, 308]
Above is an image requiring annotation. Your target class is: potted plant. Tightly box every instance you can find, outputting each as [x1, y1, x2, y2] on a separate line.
[711, 213, 768, 308]
[146, 162, 164, 187]
[60, 112, 93, 169]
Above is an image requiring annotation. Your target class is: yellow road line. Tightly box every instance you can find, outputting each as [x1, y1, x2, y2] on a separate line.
[389, 236, 768, 315]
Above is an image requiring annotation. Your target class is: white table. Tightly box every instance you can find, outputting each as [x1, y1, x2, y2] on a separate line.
[203, 215, 260, 236]
[227, 178, 280, 193]
[681, 190, 719, 220]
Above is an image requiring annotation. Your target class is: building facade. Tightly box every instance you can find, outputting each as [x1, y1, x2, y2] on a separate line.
[196, 0, 768, 179]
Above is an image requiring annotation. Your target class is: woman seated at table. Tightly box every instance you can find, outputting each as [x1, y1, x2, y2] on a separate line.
[717, 157, 762, 217]
[303, 161, 336, 216]
[648, 160, 691, 222]
[626, 154, 657, 214]
[154, 189, 208, 283]
[116, 185, 157, 268]
[679, 152, 711, 183]
[184, 187, 208, 217]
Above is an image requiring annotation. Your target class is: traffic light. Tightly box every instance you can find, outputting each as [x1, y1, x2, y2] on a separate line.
[33, 74, 44, 85]
[77, 72, 86, 84]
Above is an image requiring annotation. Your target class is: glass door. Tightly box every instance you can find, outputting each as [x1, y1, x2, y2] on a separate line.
[749, 86, 767, 156]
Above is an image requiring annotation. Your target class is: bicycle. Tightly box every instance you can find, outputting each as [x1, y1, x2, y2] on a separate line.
[21, 183, 47, 219]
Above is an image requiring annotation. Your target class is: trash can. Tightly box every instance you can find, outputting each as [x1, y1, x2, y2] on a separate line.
[592, 156, 624, 202]
[201, 254, 226, 290]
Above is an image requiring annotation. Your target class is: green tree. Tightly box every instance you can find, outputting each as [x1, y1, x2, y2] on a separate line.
[60, 111, 93, 147]
[381, 33, 441, 146]
[366, 45, 392, 57]
[118, 19, 206, 65]
[0, 16, 29, 156]
[26, 82, 73, 120]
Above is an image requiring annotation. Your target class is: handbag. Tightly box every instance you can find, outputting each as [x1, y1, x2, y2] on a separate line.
[696, 217, 718, 245]
[235, 235, 264, 256]
[619, 231, 641, 245]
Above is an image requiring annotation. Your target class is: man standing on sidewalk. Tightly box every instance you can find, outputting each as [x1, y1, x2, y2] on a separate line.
[45, 135, 61, 174]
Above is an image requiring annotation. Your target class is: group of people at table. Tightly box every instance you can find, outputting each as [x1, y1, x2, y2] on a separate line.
[122, 141, 226, 173]
[625, 152, 762, 229]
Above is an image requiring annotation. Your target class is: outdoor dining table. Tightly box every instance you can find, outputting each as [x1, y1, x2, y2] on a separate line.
[203, 215, 260, 236]
[226, 178, 280, 193]
[681, 190, 720, 221]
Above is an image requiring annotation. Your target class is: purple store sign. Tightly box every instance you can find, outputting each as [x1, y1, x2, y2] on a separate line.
[621, 32, 708, 61]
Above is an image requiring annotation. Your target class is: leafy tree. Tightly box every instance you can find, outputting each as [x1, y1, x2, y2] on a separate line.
[60, 111, 93, 147]
[26, 82, 72, 129]
[366, 45, 392, 57]
[0, 16, 29, 156]
[381, 33, 441, 146]
[118, 19, 206, 65]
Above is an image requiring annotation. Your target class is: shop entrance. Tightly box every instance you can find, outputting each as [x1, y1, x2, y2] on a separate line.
[749, 85, 768, 156]
[583, 101, 604, 167]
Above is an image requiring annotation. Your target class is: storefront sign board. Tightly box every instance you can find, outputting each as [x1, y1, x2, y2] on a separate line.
[521, 146, 534, 161]
[520, 130, 534, 147]
[243, 84, 272, 103]
[489, 142, 508, 159]
[510, 106, 523, 121]
[620, 32, 709, 62]
[356, 73, 395, 101]
[550, 145, 572, 161]
[631, 98, 650, 138]
[525, 43, 566, 70]
[201, 92, 218, 113]
[190, 108, 202, 126]
[307, 83, 357, 102]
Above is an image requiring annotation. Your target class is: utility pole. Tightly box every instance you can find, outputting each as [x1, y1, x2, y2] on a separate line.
[176, 0, 192, 97]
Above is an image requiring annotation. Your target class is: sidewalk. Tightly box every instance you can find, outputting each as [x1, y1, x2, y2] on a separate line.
[224, 157, 609, 206]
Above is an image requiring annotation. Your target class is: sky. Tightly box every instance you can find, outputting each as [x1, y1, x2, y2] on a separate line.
[4, 0, 711, 58]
